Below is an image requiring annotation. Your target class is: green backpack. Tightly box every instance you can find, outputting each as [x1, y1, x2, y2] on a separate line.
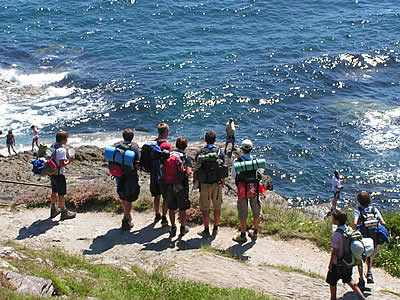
[336, 226, 364, 267]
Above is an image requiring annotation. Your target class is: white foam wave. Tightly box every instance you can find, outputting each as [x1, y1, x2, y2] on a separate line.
[0, 67, 68, 87]
[359, 107, 400, 151]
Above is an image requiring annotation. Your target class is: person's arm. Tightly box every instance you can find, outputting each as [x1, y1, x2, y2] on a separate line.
[353, 216, 359, 230]
[235, 125, 239, 129]
[59, 157, 74, 168]
[186, 166, 192, 178]
[328, 248, 336, 271]
[375, 208, 386, 226]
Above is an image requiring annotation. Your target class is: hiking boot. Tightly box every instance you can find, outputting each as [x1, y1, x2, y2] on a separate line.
[60, 210, 76, 221]
[357, 279, 366, 291]
[161, 216, 169, 227]
[154, 214, 162, 224]
[212, 227, 218, 236]
[232, 234, 247, 243]
[198, 229, 211, 238]
[121, 218, 133, 231]
[248, 230, 258, 240]
[169, 226, 177, 238]
[50, 207, 60, 219]
[366, 272, 374, 284]
[179, 226, 189, 237]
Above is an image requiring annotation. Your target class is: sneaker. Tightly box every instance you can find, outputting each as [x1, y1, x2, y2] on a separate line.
[161, 216, 169, 227]
[50, 207, 60, 219]
[154, 214, 162, 224]
[197, 229, 211, 238]
[357, 279, 366, 291]
[169, 226, 177, 238]
[366, 272, 374, 284]
[232, 234, 247, 243]
[60, 210, 76, 221]
[212, 227, 218, 236]
[179, 226, 189, 237]
[248, 230, 258, 240]
[121, 218, 133, 231]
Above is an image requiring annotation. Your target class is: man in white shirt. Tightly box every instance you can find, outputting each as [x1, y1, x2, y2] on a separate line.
[224, 118, 239, 154]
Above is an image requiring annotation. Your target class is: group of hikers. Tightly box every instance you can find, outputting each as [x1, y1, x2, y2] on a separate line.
[37, 119, 389, 300]
[0, 125, 40, 156]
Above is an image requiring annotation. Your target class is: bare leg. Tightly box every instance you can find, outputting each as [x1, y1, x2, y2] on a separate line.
[50, 192, 57, 205]
[169, 209, 176, 227]
[329, 285, 337, 300]
[162, 196, 168, 217]
[122, 200, 132, 220]
[239, 219, 246, 233]
[213, 209, 221, 227]
[179, 210, 186, 227]
[253, 216, 260, 230]
[201, 209, 209, 229]
[58, 195, 65, 208]
[153, 195, 161, 215]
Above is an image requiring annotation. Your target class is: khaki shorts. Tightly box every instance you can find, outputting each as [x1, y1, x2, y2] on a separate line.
[199, 183, 223, 210]
[237, 194, 261, 220]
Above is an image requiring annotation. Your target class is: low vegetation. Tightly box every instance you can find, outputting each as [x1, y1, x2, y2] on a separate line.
[1, 242, 271, 299]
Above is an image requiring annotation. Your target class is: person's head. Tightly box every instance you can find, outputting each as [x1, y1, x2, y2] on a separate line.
[56, 130, 69, 144]
[228, 118, 233, 123]
[334, 170, 339, 179]
[157, 123, 169, 138]
[240, 139, 253, 154]
[357, 191, 371, 207]
[31, 125, 35, 130]
[8, 130, 12, 134]
[205, 131, 216, 145]
[176, 136, 188, 151]
[332, 209, 347, 226]
[122, 128, 134, 142]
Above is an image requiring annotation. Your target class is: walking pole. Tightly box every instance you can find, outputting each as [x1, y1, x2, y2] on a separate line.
[0, 179, 51, 188]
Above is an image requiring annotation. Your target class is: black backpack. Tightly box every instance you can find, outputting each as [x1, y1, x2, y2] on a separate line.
[140, 140, 169, 179]
[196, 146, 227, 184]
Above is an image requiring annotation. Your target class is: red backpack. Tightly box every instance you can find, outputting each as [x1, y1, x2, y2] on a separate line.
[163, 152, 185, 184]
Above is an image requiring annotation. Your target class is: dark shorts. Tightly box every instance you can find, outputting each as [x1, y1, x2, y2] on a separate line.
[117, 175, 140, 202]
[326, 264, 352, 286]
[150, 176, 167, 198]
[226, 135, 235, 144]
[333, 191, 341, 200]
[50, 175, 67, 196]
[167, 183, 190, 211]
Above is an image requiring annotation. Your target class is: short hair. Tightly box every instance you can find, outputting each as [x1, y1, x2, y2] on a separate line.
[157, 123, 169, 136]
[332, 209, 347, 226]
[176, 136, 188, 150]
[334, 170, 339, 179]
[56, 130, 69, 143]
[357, 191, 371, 207]
[8, 130, 12, 134]
[31, 125, 35, 129]
[122, 129, 134, 142]
[205, 131, 216, 144]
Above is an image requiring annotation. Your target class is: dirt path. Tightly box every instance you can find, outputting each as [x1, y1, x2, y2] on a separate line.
[0, 208, 398, 300]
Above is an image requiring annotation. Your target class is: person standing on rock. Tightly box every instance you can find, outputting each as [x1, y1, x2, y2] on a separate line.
[232, 139, 264, 243]
[6, 130, 17, 156]
[114, 129, 141, 231]
[194, 131, 226, 238]
[31, 125, 39, 151]
[166, 137, 192, 238]
[224, 117, 239, 154]
[49, 130, 76, 221]
[326, 209, 366, 300]
[328, 170, 345, 216]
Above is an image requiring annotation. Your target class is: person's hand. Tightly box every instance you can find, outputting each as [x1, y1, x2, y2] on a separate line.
[69, 156, 75, 163]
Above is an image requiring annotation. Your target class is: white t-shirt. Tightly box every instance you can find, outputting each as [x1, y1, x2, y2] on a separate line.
[331, 176, 341, 192]
[226, 121, 235, 136]
[55, 147, 67, 175]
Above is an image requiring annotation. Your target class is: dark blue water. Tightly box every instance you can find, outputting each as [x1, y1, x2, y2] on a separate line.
[1, 0, 400, 208]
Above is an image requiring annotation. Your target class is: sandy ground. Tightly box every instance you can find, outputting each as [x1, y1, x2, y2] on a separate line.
[0, 208, 398, 300]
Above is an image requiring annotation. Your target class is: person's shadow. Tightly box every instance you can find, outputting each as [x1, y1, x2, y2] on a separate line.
[83, 223, 169, 255]
[340, 291, 370, 299]
[225, 240, 256, 260]
[16, 219, 59, 240]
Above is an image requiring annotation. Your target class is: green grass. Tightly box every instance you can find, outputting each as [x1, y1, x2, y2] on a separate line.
[381, 289, 400, 297]
[261, 264, 324, 280]
[1, 243, 272, 299]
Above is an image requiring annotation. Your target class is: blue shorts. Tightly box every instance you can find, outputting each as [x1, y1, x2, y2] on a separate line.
[226, 135, 235, 144]
[333, 191, 341, 200]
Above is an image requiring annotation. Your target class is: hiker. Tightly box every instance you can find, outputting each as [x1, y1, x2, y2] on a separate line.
[194, 131, 226, 237]
[31, 125, 39, 151]
[6, 130, 17, 156]
[49, 130, 76, 221]
[151, 123, 171, 227]
[326, 209, 366, 300]
[232, 139, 263, 243]
[353, 191, 387, 288]
[224, 117, 239, 154]
[114, 129, 141, 231]
[165, 137, 192, 237]
[328, 170, 345, 216]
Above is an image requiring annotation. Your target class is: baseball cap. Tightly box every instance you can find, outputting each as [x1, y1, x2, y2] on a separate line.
[241, 139, 253, 150]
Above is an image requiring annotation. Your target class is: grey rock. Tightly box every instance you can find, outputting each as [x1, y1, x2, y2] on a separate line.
[0, 268, 54, 297]
[0, 258, 18, 271]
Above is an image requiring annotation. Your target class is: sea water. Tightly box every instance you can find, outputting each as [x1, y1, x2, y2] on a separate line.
[1, 0, 400, 209]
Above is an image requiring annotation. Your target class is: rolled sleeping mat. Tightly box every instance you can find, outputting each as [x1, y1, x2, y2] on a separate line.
[234, 158, 266, 173]
[104, 146, 135, 168]
[350, 240, 364, 260]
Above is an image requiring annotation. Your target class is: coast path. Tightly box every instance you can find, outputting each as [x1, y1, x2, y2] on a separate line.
[0, 208, 398, 300]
